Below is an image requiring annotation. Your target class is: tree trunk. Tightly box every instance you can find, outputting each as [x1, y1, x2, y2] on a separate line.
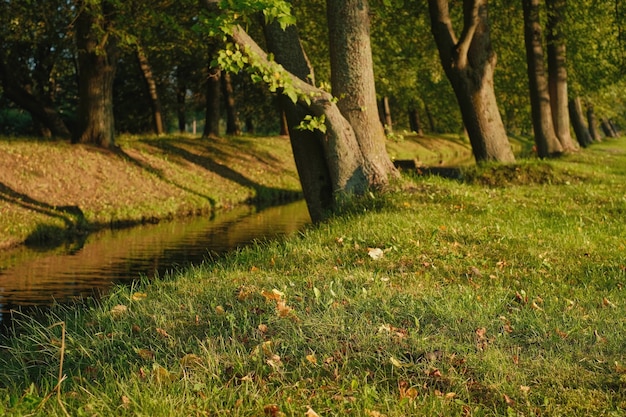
[408, 107, 424, 136]
[0, 60, 71, 138]
[568, 97, 592, 147]
[263, 18, 335, 222]
[231, 26, 369, 207]
[601, 119, 617, 138]
[379, 96, 393, 133]
[327, 0, 399, 186]
[427, 0, 515, 163]
[425, 103, 436, 132]
[136, 46, 164, 135]
[74, 1, 117, 148]
[522, 0, 563, 157]
[608, 120, 620, 136]
[203, 62, 221, 138]
[176, 67, 187, 133]
[586, 102, 601, 141]
[546, 0, 577, 152]
[221, 72, 241, 135]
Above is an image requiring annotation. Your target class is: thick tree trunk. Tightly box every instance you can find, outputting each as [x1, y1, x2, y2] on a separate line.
[327, 0, 399, 187]
[546, 0, 577, 152]
[136, 46, 164, 135]
[427, 0, 515, 163]
[568, 97, 592, 147]
[0, 60, 71, 138]
[203, 63, 221, 138]
[263, 19, 336, 222]
[522, 0, 563, 157]
[221, 72, 241, 135]
[230, 27, 369, 205]
[74, 2, 117, 147]
[586, 102, 601, 141]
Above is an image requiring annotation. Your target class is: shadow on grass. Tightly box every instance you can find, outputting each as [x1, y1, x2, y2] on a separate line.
[141, 137, 301, 205]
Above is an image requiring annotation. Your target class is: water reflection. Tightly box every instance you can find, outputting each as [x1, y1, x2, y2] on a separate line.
[0, 200, 310, 320]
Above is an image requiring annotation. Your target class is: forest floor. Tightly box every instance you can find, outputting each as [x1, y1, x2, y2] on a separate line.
[0, 132, 477, 250]
[1, 136, 624, 416]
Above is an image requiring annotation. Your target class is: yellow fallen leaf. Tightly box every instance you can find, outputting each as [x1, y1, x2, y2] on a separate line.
[110, 304, 128, 319]
[136, 348, 155, 360]
[156, 327, 170, 338]
[261, 289, 284, 301]
[131, 292, 147, 301]
[305, 407, 320, 417]
[305, 353, 317, 364]
[215, 305, 225, 315]
[180, 354, 204, 369]
[368, 247, 384, 260]
[276, 300, 293, 317]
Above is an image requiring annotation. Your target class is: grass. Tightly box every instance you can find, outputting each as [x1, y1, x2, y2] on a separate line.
[1, 138, 625, 416]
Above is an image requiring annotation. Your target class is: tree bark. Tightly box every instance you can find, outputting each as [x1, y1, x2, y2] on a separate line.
[231, 26, 369, 205]
[263, 19, 336, 222]
[74, 1, 118, 148]
[601, 119, 617, 138]
[203, 62, 221, 138]
[427, 0, 515, 163]
[546, 0, 577, 152]
[586, 102, 601, 141]
[0, 60, 71, 138]
[136, 46, 164, 135]
[221, 72, 242, 135]
[522, 0, 563, 157]
[568, 97, 592, 147]
[327, 0, 399, 185]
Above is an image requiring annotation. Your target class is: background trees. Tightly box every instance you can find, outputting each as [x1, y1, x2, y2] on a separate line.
[0, 0, 624, 195]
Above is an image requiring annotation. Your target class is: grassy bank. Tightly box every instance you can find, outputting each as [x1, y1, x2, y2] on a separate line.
[0, 132, 472, 250]
[1, 138, 625, 416]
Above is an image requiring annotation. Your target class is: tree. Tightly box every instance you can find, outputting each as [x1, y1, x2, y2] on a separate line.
[263, 18, 334, 221]
[545, 0, 577, 151]
[427, 0, 515, 163]
[522, 0, 563, 157]
[326, 0, 398, 187]
[0, 0, 73, 138]
[568, 96, 592, 147]
[73, 0, 118, 147]
[136, 45, 165, 135]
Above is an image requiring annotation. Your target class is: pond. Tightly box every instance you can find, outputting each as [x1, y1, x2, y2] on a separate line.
[0, 200, 310, 326]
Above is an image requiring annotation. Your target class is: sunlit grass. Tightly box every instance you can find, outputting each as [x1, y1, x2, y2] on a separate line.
[1, 138, 625, 416]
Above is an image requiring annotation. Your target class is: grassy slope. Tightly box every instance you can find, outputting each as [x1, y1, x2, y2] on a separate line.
[0, 133, 471, 250]
[0, 134, 303, 250]
[1, 138, 625, 416]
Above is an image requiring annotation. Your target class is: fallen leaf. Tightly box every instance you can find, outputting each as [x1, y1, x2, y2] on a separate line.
[121, 395, 131, 408]
[215, 305, 225, 315]
[110, 304, 128, 319]
[305, 407, 320, 417]
[152, 364, 175, 384]
[262, 289, 284, 301]
[131, 324, 141, 334]
[603, 297, 617, 308]
[136, 348, 155, 360]
[368, 247, 384, 260]
[390, 356, 405, 368]
[503, 393, 515, 405]
[131, 292, 147, 301]
[520, 385, 531, 394]
[258, 323, 268, 333]
[263, 404, 281, 417]
[555, 328, 568, 339]
[180, 354, 204, 369]
[306, 353, 317, 364]
[156, 327, 170, 338]
[276, 300, 293, 318]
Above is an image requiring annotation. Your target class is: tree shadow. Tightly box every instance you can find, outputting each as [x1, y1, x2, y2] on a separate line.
[142, 138, 301, 205]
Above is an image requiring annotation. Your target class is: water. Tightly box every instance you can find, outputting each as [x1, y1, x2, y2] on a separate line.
[0, 200, 310, 325]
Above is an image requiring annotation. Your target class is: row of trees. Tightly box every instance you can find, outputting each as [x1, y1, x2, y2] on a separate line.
[1, 0, 624, 220]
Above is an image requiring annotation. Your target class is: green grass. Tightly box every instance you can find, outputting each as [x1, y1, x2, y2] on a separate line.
[1, 139, 626, 416]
